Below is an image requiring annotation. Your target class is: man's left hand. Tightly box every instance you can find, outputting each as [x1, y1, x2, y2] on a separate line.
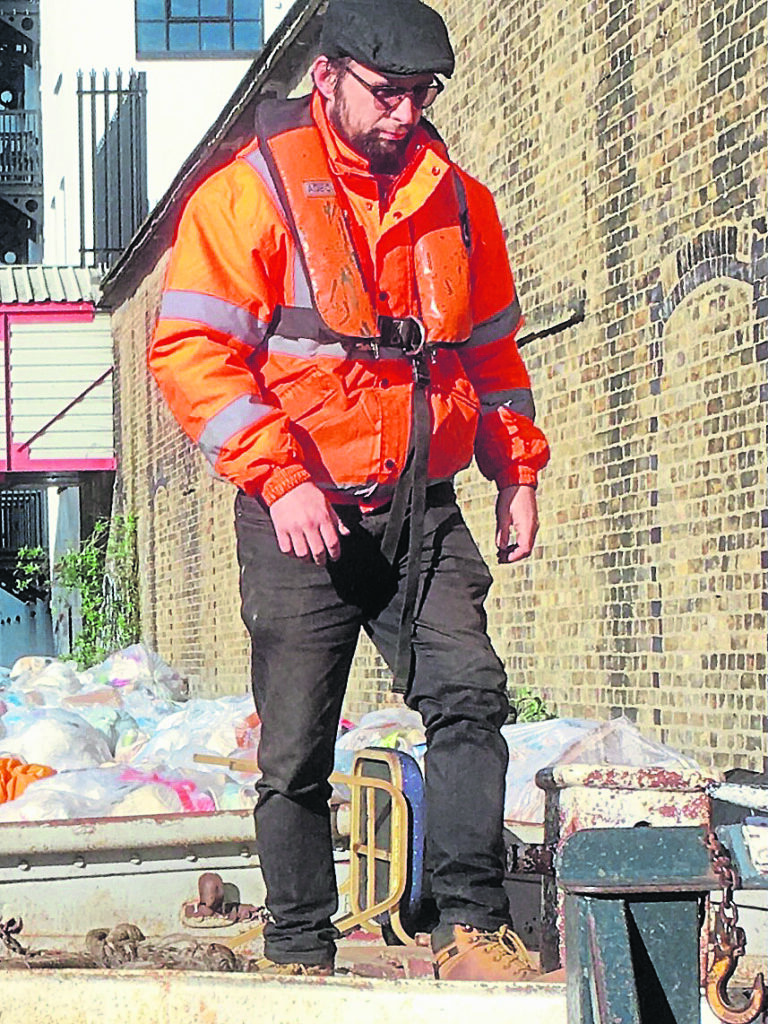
[495, 484, 539, 564]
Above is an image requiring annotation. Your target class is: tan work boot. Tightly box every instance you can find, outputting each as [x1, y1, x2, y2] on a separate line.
[432, 923, 540, 982]
[248, 956, 334, 976]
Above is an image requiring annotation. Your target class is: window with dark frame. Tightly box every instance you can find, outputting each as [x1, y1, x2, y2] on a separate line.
[135, 0, 263, 59]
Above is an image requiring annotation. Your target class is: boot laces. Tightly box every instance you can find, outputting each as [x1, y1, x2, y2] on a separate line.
[477, 925, 536, 970]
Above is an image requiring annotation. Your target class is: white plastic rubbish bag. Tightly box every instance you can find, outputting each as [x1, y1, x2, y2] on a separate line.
[7, 659, 82, 706]
[333, 707, 426, 799]
[0, 708, 112, 770]
[131, 694, 257, 772]
[556, 716, 701, 769]
[82, 644, 189, 702]
[0, 765, 137, 822]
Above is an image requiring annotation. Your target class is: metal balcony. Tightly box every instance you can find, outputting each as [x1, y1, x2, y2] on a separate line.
[0, 109, 42, 185]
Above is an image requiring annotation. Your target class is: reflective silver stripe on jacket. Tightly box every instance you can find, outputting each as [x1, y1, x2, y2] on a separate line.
[160, 290, 269, 349]
[245, 149, 316, 316]
[464, 298, 522, 350]
[319, 479, 388, 501]
[480, 387, 536, 421]
[265, 334, 406, 362]
[244, 148, 285, 219]
[198, 394, 275, 464]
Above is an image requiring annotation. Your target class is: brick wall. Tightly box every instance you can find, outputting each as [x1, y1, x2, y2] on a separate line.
[414, 0, 766, 770]
[110, 0, 767, 771]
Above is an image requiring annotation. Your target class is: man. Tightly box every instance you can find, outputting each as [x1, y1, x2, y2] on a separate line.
[149, 0, 550, 981]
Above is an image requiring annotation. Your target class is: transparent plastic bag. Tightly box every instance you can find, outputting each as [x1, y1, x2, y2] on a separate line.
[82, 644, 189, 702]
[502, 718, 599, 824]
[8, 656, 53, 680]
[118, 767, 216, 813]
[8, 659, 83, 707]
[557, 716, 700, 768]
[333, 707, 426, 800]
[0, 707, 113, 770]
[334, 707, 425, 758]
[66, 705, 142, 758]
[131, 694, 257, 772]
[0, 765, 137, 822]
[501, 716, 702, 825]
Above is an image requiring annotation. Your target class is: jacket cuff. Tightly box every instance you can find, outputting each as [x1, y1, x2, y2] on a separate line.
[496, 465, 539, 489]
[259, 465, 314, 506]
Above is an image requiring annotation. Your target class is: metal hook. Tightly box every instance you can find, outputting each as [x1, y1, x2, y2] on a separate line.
[705, 922, 767, 1024]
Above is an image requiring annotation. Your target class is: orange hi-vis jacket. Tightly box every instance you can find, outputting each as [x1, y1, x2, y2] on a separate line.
[149, 92, 550, 508]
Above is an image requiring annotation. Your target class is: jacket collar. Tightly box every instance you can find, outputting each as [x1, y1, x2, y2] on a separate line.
[310, 90, 452, 226]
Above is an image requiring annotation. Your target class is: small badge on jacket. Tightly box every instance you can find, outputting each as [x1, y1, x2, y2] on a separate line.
[304, 180, 335, 197]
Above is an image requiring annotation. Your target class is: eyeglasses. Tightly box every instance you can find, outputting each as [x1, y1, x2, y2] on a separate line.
[344, 65, 444, 111]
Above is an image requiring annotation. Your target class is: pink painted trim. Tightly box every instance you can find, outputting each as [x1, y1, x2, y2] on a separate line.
[2, 313, 10, 468]
[0, 303, 95, 321]
[1, 448, 116, 472]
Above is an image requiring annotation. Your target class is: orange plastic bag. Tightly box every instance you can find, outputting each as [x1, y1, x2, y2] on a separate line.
[0, 757, 55, 803]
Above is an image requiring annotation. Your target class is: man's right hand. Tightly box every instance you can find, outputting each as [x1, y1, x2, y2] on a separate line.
[269, 482, 350, 565]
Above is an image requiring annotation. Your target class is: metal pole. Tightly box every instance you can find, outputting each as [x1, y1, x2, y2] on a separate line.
[137, 72, 147, 220]
[102, 69, 110, 265]
[115, 68, 123, 255]
[127, 71, 137, 235]
[89, 69, 97, 265]
[77, 71, 85, 266]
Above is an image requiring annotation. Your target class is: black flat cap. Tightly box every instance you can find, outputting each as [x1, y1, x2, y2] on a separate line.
[320, 0, 455, 78]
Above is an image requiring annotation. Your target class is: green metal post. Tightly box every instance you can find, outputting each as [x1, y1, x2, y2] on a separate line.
[558, 827, 718, 1024]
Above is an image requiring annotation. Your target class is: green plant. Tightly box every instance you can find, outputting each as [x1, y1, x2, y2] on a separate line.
[14, 545, 50, 601]
[56, 513, 140, 669]
[510, 686, 555, 723]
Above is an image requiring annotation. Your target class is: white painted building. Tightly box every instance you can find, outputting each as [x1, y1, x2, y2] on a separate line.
[40, 0, 288, 264]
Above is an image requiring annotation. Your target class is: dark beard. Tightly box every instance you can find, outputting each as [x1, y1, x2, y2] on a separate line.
[355, 131, 411, 174]
[329, 96, 413, 175]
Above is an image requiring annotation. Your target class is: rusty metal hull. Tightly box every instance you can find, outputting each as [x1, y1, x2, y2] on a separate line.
[0, 810, 270, 941]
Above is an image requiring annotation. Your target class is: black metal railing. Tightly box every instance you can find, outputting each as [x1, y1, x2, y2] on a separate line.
[78, 69, 148, 268]
[0, 489, 46, 551]
[0, 108, 42, 185]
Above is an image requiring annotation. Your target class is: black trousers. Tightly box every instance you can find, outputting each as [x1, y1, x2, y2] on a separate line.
[235, 484, 512, 965]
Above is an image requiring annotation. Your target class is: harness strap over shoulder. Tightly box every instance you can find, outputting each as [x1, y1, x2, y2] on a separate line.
[251, 96, 473, 351]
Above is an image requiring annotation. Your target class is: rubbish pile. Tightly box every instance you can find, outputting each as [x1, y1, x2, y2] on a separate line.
[0, 645, 701, 826]
[0, 645, 260, 821]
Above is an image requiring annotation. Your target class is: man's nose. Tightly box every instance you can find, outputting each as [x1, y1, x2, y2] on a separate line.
[390, 94, 421, 125]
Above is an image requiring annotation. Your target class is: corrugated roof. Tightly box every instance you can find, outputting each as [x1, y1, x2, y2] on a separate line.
[0, 265, 102, 305]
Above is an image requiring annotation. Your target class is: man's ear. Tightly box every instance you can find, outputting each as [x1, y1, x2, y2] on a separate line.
[311, 56, 337, 101]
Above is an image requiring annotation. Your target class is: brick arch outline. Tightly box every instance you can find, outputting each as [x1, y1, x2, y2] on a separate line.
[644, 221, 768, 762]
[647, 222, 765, 384]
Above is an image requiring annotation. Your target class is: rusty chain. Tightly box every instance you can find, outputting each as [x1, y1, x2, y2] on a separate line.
[0, 918, 249, 972]
[705, 830, 743, 935]
[704, 829, 746, 959]
[703, 830, 767, 1024]
[705, 830, 742, 891]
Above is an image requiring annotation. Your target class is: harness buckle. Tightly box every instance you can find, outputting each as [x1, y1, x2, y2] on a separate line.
[377, 316, 430, 386]
[378, 315, 426, 356]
